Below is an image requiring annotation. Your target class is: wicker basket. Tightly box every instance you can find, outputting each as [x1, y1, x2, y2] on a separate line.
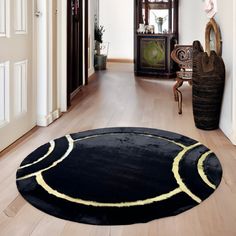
[192, 41, 225, 130]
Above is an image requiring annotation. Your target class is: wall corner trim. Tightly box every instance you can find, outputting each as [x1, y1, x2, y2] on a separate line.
[37, 109, 61, 127]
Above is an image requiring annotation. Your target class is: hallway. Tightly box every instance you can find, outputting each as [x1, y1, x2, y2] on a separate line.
[0, 63, 236, 235]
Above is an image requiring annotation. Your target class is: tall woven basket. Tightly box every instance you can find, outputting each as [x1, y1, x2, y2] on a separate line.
[192, 41, 225, 130]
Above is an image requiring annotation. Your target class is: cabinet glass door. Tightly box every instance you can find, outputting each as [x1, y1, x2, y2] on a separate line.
[141, 0, 176, 34]
[139, 37, 167, 70]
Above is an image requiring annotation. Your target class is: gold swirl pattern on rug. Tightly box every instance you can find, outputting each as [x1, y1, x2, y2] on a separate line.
[172, 142, 202, 203]
[36, 173, 182, 207]
[18, 141, 56, 170]
[17, 135, 74, 181]
[197, 150, 216, 190]
[17, 133, 215, 207]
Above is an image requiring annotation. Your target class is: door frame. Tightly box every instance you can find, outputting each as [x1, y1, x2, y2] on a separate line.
[84, 0, 88, 85]
[57, 0, 68, 112]
[67, 0, 84, 107]
[57, 0, 88, 112]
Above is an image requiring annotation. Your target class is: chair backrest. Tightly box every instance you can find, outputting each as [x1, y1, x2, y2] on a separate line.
[171, 45, 193, 70]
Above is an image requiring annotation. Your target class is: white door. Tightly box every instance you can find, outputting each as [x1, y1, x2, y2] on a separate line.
[0, 0, 36, 151]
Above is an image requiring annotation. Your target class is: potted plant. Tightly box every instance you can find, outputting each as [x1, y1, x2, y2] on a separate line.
[94, 17, 107, 70]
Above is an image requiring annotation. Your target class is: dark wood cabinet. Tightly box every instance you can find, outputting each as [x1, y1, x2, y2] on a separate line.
[134, 0, 179, 78]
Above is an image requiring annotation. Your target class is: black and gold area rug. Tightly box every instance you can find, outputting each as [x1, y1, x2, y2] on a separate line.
[16, 127, 222, 225]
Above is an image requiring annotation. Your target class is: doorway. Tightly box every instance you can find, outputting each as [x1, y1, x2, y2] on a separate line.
[99, 0, 134, 62]
[67, 0, 84, 106]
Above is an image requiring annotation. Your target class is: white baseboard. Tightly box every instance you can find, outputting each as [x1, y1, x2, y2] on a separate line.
[37, 109, 61, 127]
[88, 67, 95, 78]
[229, 132, 236, 145]
[107, 58, 134, 63]
[220, 121, 236, 145]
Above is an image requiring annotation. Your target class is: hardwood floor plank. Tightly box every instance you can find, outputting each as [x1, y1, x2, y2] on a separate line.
[30, 216, 66, 236]
[61, 224, 110, 236]
[4, 195, 26, 218]
[0, 174, 19, 214]
[0, 204, 43, 236]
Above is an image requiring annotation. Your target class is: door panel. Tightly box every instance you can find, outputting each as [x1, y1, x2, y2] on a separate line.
[0, 0, 35, 151]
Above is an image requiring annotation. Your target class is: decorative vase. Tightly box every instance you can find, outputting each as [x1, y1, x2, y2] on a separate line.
[192, 41, 225, 130]
[155, 17, 163, 33]
[94, 54, 107, 70]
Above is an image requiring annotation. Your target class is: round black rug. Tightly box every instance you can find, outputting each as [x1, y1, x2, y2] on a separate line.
[16, 127, 222, 225]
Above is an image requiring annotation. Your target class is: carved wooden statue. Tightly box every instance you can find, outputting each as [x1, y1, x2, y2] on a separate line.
[192, 40, 225, 130]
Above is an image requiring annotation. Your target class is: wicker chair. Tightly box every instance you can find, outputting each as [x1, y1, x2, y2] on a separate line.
[171, 45, 193, 114]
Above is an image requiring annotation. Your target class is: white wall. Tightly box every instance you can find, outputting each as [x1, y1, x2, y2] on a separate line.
[99, 0, 134, 60]
[215, 0, 235, 143]
[232, 0, 236, 144]
[179, 1, 207, 45]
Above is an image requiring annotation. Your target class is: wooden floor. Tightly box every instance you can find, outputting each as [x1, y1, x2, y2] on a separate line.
[0, 63, 236, 236]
